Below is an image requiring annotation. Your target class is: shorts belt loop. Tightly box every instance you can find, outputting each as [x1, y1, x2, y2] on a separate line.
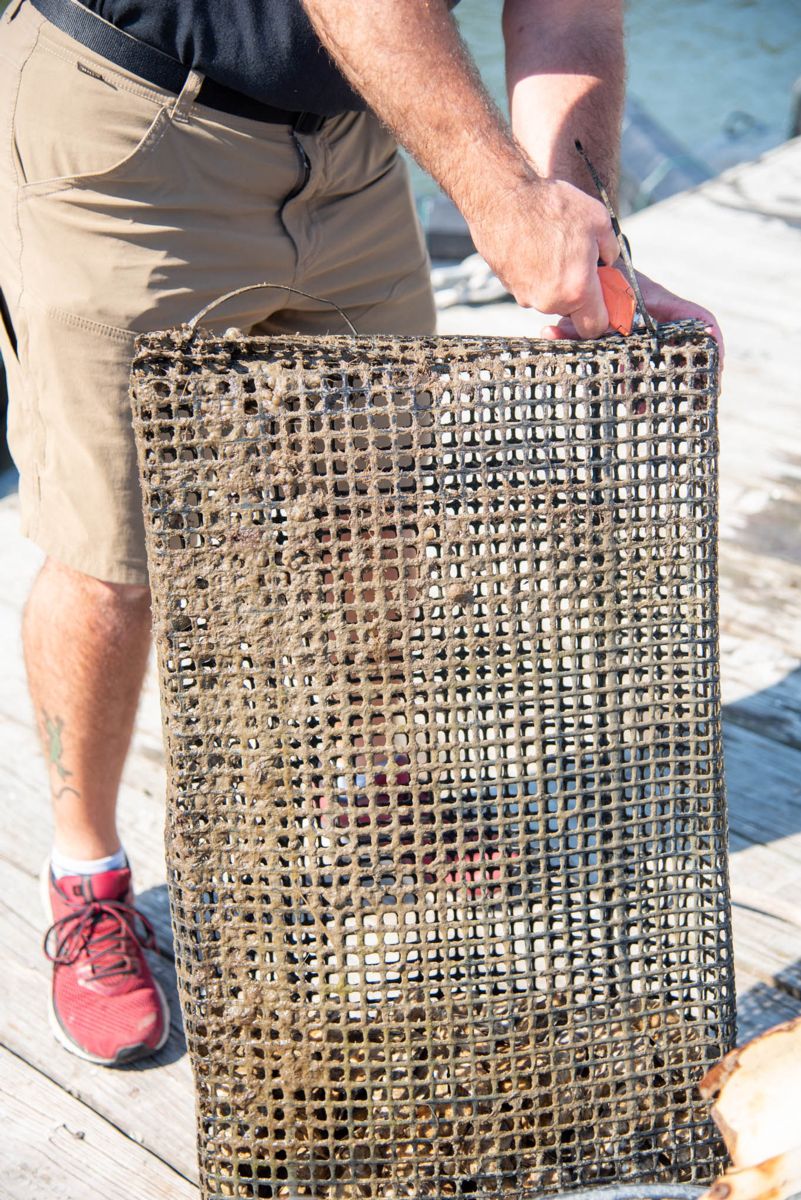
[173, 69, 205, 121]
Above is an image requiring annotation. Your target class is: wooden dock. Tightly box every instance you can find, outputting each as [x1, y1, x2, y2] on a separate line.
[2, 138, 801, 1197]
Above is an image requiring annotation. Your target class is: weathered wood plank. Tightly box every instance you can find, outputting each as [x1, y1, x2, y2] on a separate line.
[725, 723, 801, 857]
[719, 545, 801, 645]
[722, 644, 801, 756]
[0, 1045, 197, 1200]
[732, 899, 801, 999]
[730, 814, 801, 1008]
[735, 968, 801, 1043]
[730, 835, 801, 915]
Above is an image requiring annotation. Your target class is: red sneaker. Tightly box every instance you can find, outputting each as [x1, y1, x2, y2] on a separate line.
[41, 863, 170, 1066]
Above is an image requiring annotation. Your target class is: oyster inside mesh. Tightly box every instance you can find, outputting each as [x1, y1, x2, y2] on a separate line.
[205, 991, 714, 1199]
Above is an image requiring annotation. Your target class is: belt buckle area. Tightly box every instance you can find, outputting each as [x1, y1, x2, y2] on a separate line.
[292, 112, 326, 134]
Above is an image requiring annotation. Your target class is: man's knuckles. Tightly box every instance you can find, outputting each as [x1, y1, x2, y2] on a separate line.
[534, 266, 600, 317]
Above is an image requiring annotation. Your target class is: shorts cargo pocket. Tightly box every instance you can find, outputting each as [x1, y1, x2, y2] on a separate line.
[13, 34, 170, 193]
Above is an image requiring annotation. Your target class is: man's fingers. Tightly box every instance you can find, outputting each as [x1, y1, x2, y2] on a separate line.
[538, 319, 580, 340]
[598, 224, 620, 267]
[569, 272, 609, 339]
[634, 271, 725, 366]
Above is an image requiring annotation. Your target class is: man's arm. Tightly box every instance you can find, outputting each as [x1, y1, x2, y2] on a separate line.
[503, 0, 723, 349]
[504, 0, 624, 197]
[301, 0, 619, 337]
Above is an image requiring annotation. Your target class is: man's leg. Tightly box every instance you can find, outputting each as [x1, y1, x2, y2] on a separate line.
[23, 559, 151, 860]
[23, 560, 171, 1066]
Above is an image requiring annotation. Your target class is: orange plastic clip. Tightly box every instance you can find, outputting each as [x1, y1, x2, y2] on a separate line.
[598, 265, 637, 336]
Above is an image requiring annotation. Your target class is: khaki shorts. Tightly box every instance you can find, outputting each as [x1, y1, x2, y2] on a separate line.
[0, 1, 436, 585]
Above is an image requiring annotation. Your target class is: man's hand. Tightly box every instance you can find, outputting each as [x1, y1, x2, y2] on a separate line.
[539, 269, 725, 361]
[469, 175, 619, 338]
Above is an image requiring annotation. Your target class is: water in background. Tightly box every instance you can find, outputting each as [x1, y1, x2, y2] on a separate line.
[407, 0, 801, 202]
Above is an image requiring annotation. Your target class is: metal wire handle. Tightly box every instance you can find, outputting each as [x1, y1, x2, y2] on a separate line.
[187, 282, 359, 335]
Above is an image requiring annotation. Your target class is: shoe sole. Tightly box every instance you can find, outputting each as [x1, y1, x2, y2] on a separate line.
[40, 859, 172, 1067]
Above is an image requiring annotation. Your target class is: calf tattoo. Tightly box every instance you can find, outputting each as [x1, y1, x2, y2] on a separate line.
[42, 709, 80, 800]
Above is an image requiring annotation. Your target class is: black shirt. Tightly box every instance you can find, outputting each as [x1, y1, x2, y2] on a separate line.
[79, 0, 365, 115]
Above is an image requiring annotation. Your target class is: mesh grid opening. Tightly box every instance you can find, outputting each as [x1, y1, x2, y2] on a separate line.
[131, 321, 735, 1200]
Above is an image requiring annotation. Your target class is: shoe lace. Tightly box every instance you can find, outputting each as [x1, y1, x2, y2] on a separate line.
[44, 899, 158, 981]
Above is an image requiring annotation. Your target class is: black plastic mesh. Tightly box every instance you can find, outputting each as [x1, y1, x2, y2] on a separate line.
[130, 321, 735, 1200]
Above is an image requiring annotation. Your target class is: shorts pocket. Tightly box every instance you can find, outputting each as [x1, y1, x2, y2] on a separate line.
[13, 35, 169, 192]
[2, 1, 26, 25]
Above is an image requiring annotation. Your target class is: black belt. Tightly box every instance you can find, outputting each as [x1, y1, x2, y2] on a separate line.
[29, 0, 329, 132]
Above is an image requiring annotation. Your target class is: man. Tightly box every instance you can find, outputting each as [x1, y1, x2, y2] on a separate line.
[0, 0, 718, 1066]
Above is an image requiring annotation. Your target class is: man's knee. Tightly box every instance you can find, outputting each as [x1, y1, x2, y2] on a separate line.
[34, 557, 151, 614]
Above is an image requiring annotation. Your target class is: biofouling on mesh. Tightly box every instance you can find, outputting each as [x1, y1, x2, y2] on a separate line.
[131, 321, 734, 1200]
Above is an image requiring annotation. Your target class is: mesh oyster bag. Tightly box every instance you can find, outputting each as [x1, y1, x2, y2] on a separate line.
[130, 313, 736, 1200]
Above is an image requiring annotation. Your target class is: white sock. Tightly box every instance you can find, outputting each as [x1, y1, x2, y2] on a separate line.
[50, 845, 128, 880]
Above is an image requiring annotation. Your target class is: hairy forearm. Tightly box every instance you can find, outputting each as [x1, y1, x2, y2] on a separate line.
[301, 0, 533, 225]
[503, 0, 624, 198]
